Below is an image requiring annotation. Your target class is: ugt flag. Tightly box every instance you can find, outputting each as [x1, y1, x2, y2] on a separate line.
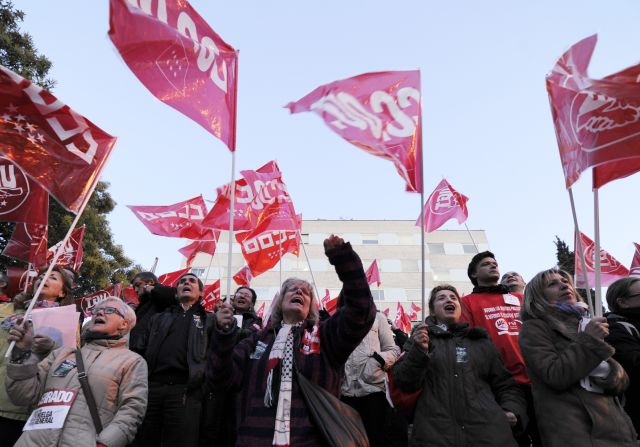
[416, 179, 468, 232]
[574, 232, 629, 288]
[0, 65, 116, 212]
[109, 0, 238, 151]
[287, 70, 422, 192]
[547, 35, 640, 188]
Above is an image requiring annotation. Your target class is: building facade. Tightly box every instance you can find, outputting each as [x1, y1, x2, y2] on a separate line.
[184, 220, 489, 321]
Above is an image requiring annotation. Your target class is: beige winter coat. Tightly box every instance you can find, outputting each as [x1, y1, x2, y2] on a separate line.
[6, 337, 148, 447]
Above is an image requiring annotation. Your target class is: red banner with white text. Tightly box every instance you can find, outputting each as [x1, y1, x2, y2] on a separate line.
[128, 195, 211, 239]
[0, 156, 48, 225]
[47, 225, 85, 271]
[417, 179, 469, 232]
[574, 232, 629, 288]
[2, 222, 48, 267]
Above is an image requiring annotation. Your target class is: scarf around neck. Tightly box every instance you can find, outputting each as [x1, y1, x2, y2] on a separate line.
[472, 284, 511, 294]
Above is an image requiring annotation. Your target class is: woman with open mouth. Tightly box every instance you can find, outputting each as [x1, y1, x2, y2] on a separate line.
[392, 284, 526, 447]
[519, 268, 637, 446]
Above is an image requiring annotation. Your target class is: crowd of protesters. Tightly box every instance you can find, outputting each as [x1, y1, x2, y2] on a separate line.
[0, 237, 637, 446]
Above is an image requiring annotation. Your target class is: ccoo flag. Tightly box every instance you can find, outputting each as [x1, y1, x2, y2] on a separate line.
[109, 0, 238, 151]
[287, 70, 422, 192]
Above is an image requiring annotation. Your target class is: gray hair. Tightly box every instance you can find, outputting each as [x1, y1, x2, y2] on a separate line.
[269, 277, 319, 327]
[94, 297, 137, 334]
[522, 268, 582, 322]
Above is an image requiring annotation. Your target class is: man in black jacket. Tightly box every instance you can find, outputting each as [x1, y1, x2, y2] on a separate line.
[137, 272, 213, 447]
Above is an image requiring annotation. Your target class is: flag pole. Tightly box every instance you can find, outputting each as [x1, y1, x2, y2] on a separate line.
[6, 179, 100, 359]
[226, 151, 236, 301]
[567, 187, 594, 315]
[279, 232, 283, 286]
[298, 230, 320, 303]
[22, 264, 34, 293]
[593, 187, 602, 317]
[464, 223, 479, 252]
[419, 116, 426, 323]
[149, 257, 158, 273]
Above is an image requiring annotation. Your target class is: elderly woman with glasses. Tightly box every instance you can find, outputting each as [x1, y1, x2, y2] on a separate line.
[209, 235, 376, 447]
[6, 297, 148, 447]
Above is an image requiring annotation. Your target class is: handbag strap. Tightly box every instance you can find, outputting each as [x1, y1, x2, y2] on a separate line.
[75, 349, 103, 433]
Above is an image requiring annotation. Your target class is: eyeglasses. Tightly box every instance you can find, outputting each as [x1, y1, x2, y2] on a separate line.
[94, 306, 125, 319]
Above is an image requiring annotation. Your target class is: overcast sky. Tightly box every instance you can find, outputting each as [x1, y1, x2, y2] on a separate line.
[17, 0, 640, 283]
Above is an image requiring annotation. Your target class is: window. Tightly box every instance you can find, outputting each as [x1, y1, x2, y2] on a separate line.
[401, 260, 419, 272]
[190, 268, 205, 279]
[371, 290, 385, 301]
[362, 233, 378, 245]
[432, 270, 451, 281]
[428, 243, 445, 254]
[463, 244, 478, 254]
[300, 233, 310, 244]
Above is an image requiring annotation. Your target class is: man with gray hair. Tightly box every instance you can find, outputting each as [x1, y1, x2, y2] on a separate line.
[501, 271, 526, 294]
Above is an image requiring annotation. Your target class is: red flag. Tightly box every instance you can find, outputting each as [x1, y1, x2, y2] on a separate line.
[233, 266, 253, 286]
[2, 222, 48, 267]
[122, 285, 138, 306]
[6, 265, 37, 298]
[158, 267, 190, 287]
[0, 156, 48, 225]
[382, 307, 390, 317]
[324, 295, 339, 316]
[630, 242, 640, 277]
[408, 302, 421, 321]
[287, 70, 422, 192]
[203, 161, 293, 231]
[128, 195, 211, 239]
[178, 233, 220, 267]
[394, 303, 412, 334]
[411, 302, 421, 314]
[76, 283, 122, 317]
[417, 179, 469, 232]
[574, 232, 630, 288]
[365, 259, 381, 287]
[0, 65, 117, 212]
[236, 227, 299, 277]
[109, 0, 237, 151]
[255, 302, 266, 319]
[202, 279, 221, 312]
[547, 35, 640, 188]
[320, 288, 331, 308]
[47, 225, 85, 271]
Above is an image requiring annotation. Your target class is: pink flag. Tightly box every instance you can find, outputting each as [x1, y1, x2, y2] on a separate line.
[547, 35, 640, 188]
[47, 225, 85, 271]
[408, 302, 421, 320]
[128, 195, 210, 239]
[109, 0, 238, 151]
[365, 260, 381, 287]
[630, 243, 640, 277]
[202, 279, 221, 312]
[255, 302, 266, 319]
[382, 307, 390, 317]
[0, 66, 117, 212]
[158, 267, 190, 287]
[233, 266, 253, 286]
[394, 303, 412, 334]
[417, 179, 469, 232]
[0, 156, 49, 225]
[2, 223, 48, 267]
[179, 234, 220, 267]
[287, 70, 422, 193]
[574, 232, 630, 288]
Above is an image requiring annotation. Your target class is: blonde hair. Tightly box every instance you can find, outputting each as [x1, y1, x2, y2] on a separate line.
[269, 277, 318, 327]
[522, 268, 582, 321]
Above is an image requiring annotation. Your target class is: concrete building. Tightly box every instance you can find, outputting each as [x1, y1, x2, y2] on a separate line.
[184, 219, 489, 321]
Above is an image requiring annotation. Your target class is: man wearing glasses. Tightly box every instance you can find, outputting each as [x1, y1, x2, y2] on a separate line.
[136, 272, 213, 447]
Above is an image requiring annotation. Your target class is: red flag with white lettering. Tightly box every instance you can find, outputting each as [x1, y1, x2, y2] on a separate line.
[2, 222, 48, 267]
[320, 289, 331, 308]
[408, 302, 421, 320]
[233, 266, 253, 286]
[203, 161, 292, 231]
[547, 35, 640, 188]
[6, 265, 37, 298]
[416, 179, 469, 232]
[324, 295, 339, 316]
[158, 267, 190, 287]
[0, 66, 117, 212]
[287, 70, 422, 192]
[630, 242, 640, 277]
[574, 232, 630, 288]
[76, 283, 122, 317]
[109, 0, 237, 151]
[0, 156, 48, 225]
[365, 259, 381, 287]
[394, 302, 412, 334]
[47, 225, 85, 271]
[178, 233, 220, 267]
[128, 195, 210, 239]
[202, 279, 221, 312]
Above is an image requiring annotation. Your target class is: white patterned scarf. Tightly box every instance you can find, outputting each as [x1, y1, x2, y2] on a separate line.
[265, 323, 298, 447]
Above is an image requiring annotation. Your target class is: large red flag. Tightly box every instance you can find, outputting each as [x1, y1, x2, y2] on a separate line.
[178, 233, 220, 267]
[0, 156, 48, 225]
[630, 242, 640, 277]
[547, 35, 640, 188]
[109, 0, 238, 151]
[233, 266, 253, 286]
[2, 223, 48, 267]
[287, 70, 422, 192]
[416, 179, 469, 232]
[47, 225, 85, 271]
[202, 279, 221, 312]
[575, 232, 630, 288]
[128, 195, 210, 239]
[203, 161, 293, 231]
[158, 267, 190, 287]
[365, 259, 381, 287]
[0, 65, 117, 212]
[76, 283, 122, 317]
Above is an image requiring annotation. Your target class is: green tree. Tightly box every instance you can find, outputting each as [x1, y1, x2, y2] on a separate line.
[0, 1, 140, 295]
[554, 236, 595, 306]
